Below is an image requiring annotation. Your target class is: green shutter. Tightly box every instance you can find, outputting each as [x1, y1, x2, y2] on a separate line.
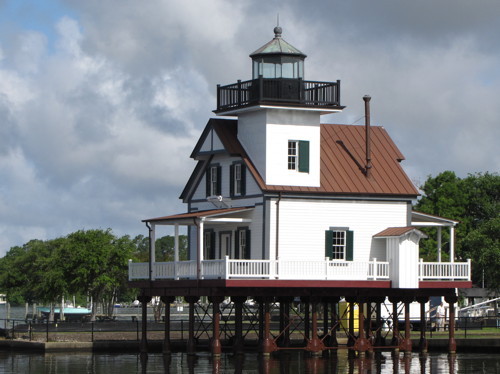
[240, 164, 246, 196]
[210, 231, 216, 259]
[346, 230, 354, 261]
[298, 141, 309, 173]
[235, 230, 240, 259]
[245, 229, 251, 259]
[229, 164, 234, 197]
[205, 168, 210, 197]
[325, 230, 333, 259]
[216, 166, 222, 195]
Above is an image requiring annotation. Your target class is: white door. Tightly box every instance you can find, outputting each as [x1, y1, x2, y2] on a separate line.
[220, 233, 231, 259]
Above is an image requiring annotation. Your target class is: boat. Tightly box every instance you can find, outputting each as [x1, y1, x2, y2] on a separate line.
[0, 294, 6, 305]
[37, 307, 92, 322]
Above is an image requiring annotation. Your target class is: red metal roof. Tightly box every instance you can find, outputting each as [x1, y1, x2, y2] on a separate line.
[184, 118, 419, 199]
[143, 207, 254, 223]
[373, 226, 420, 237]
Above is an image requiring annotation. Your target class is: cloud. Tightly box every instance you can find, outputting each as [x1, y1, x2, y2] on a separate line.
[0, 0, 499, 255]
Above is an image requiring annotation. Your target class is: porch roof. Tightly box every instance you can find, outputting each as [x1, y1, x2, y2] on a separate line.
[411, 211, 459, 227]
[143, 206, 254, 225]
[373, 226, 427, 239]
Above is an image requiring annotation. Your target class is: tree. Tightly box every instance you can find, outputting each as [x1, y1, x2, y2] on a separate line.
[415, 171, 500, 291]
[64, 229, 123, 320]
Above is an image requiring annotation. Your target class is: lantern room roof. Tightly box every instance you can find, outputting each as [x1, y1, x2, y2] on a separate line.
[250, 26, 306, 58]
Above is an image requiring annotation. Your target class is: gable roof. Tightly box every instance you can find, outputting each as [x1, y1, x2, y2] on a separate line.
[373, 226, 427, 238]
[182, 118, 419, 199]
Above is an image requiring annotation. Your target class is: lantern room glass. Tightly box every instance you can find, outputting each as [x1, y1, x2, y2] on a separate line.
[252, 56, 304, 79]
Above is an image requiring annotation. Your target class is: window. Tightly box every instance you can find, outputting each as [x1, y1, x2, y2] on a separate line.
[230, 163, 246, 197]
[325, 229, 353, 261]
[206, 165, 221, 197]
[235, 228, 251, 259]
[288, 140, 309, 173]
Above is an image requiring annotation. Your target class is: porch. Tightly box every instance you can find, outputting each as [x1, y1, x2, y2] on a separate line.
[128, 256, 471, 282]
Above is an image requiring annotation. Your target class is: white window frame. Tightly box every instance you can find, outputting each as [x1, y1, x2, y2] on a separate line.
[209, 166, 218, 196]
[288, 140, 298, 170]
[234, 163, 242, 195]
[331, 230, 346, 260]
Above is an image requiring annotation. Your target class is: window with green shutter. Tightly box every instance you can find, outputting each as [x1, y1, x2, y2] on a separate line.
[325, 229, 353, 261]
[230, 162, 246, 197]
[288, 140, 309, 173]
[206, 164, 221, 197]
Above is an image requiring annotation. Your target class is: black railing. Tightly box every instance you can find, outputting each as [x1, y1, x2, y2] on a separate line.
[216, 77, 342, 113]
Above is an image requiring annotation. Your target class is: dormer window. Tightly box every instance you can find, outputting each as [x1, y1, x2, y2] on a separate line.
[206, 164, 221, 197]
[230, 162, 246, 197]
[288, 140, 309, 173]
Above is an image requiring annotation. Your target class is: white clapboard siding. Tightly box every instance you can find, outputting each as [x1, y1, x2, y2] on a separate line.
[269, 198, 408, 262]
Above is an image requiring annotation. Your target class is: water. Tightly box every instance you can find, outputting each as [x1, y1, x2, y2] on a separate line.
[2, 306, 500, 372]
[0, 351, 499, 373]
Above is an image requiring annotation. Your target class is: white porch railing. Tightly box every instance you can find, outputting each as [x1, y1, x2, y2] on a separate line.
[129, 257, 389, 281]
[418, 259, 471, 281]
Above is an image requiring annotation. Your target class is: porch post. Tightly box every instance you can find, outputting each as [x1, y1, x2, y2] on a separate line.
[437, 227, 442, 263]
[174, 224, 179, 262]
[150, 223, 156, 280]
[450, 226, 455, 263]
[174, 224, 179, 280]
[197, 219, 204, 280]
[138, 294, 152, 354]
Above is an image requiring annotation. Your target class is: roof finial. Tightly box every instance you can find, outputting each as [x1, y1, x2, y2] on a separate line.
[274, 14, 282, 38]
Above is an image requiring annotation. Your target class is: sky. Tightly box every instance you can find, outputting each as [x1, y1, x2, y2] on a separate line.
[0, 0, 499, 256]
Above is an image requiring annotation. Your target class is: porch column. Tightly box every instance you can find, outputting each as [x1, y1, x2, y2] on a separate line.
[160, 296, 175, 354]
[450, 226, 455, 263]
[150, 223, 156, 280]
[445, 294, 458, 354]
[196, 219, 204, 280]
[417, 296, 429, 353]
[174, 224, 179, 262]
[437, 227, 442, 263]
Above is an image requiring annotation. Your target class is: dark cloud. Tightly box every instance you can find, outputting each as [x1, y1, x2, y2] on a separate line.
[0, 0, 498, 255]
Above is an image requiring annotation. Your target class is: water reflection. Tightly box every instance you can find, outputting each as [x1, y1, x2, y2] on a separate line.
[0, 350, 496, 373]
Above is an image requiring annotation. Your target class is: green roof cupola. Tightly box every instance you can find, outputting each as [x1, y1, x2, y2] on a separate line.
[250, 27, 306, 79]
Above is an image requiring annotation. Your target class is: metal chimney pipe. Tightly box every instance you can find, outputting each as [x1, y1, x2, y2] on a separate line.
[363, 95, 372, 176]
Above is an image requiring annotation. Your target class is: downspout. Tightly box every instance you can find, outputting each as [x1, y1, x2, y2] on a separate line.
[363, 95, 372, 176]
[275, 192, 282, 260]
[145, 222, 153, 281]
[194, 218, 202, 280]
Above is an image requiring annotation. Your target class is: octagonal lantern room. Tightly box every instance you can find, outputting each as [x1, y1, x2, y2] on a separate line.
[215, 27, 343, 115]
[250, 26, 306, 80]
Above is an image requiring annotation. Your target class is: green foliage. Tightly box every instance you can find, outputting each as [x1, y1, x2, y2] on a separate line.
[0, 229, 187, 310]
[415, 171, 500, 292]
